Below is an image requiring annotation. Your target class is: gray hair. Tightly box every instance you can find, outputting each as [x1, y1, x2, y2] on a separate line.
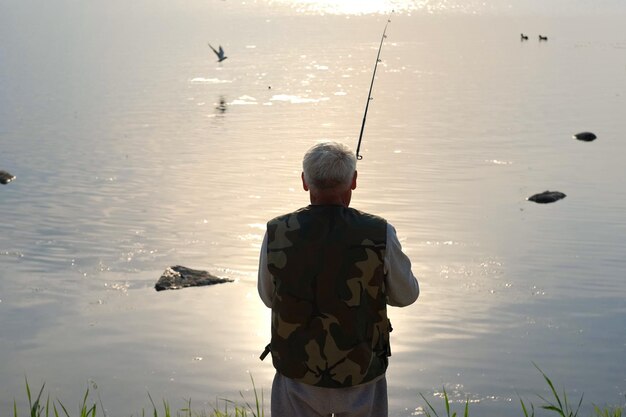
[302, 141, 356, 190]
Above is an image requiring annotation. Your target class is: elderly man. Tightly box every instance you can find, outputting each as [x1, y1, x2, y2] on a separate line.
[258, 141, 419, 417]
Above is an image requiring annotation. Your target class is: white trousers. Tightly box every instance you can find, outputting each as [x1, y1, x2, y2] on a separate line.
[270, 373, 388, 417]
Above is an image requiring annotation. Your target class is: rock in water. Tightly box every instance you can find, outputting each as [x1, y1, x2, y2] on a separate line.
[527, 190, 566, 204]
[573, 132, 597, 142]
[0, 170, 16, 184]
[155, 265, 233, 291]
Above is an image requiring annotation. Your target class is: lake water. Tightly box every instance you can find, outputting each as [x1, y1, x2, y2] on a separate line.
[1, 1, 625, 416]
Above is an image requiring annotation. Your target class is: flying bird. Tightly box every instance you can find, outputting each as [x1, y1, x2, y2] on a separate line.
[208, 44, 227, 62]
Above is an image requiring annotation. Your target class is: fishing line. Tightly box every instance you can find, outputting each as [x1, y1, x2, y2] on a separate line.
[355, 14, 392, 161]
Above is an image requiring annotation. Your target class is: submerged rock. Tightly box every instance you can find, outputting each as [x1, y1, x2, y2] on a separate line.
[527, 190, 566, 204]
[155, 265, 233, 291]
[0, 170, 16, 184]
[573, 132, 597, 142]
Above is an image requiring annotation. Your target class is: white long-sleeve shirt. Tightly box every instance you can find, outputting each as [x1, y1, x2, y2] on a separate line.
[257, 223, 419, 308]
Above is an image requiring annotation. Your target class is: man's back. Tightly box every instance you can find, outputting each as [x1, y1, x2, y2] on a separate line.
[266, 205, 391, 388]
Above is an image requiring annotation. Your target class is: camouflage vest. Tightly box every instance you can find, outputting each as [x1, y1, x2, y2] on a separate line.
[264, 205, 390, 388]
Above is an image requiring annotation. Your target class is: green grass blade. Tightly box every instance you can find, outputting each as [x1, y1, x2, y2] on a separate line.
[520, 396, 535, 417]
[81, 387, 90, 410]
[542, 404, 564, 414]
[90, 381, 107, 417]
[31, 383, 46, 417]
[56, 399, 71, 417]
[162, 399, 170, 417]
[444, 388, 451, 417]
[146, 392, 158, 417]
[534, 363, 564, 413]
[574, 392, 584, 417]
[86, 404, 97, 417]
[25, 378, 32, 408]
[419, 393, 440, 417]
[249, 374, 263, 417]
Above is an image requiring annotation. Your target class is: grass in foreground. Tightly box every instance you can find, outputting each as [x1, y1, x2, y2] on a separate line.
[13, 375, 264, 417]
[11, 366, 624, 417]
[419, 364, 624, 417]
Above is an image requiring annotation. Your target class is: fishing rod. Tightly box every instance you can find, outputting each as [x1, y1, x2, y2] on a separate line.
[355, 15, 392, 161]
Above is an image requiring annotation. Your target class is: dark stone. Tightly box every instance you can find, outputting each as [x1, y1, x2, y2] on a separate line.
[573, 132, 597, 142]
[0, 170, 16, 185]
[527, 190, 566, 204]
[155, 265, 233, 291]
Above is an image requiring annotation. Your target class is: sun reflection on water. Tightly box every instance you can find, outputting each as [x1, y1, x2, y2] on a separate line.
[283, 0, 396, 14]
[266, 0, 487, 15]
[267, 0, 404, 15]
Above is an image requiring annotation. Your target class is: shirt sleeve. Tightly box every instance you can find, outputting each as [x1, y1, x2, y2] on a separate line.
[384, 223, 420, 307]
[257, 231, 274, 307]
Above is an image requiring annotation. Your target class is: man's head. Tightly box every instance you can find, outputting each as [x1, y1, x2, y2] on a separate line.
[301, 141, 357, 206]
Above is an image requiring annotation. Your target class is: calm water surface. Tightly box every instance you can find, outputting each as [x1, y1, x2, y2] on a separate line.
[1, 1, 625, 416]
